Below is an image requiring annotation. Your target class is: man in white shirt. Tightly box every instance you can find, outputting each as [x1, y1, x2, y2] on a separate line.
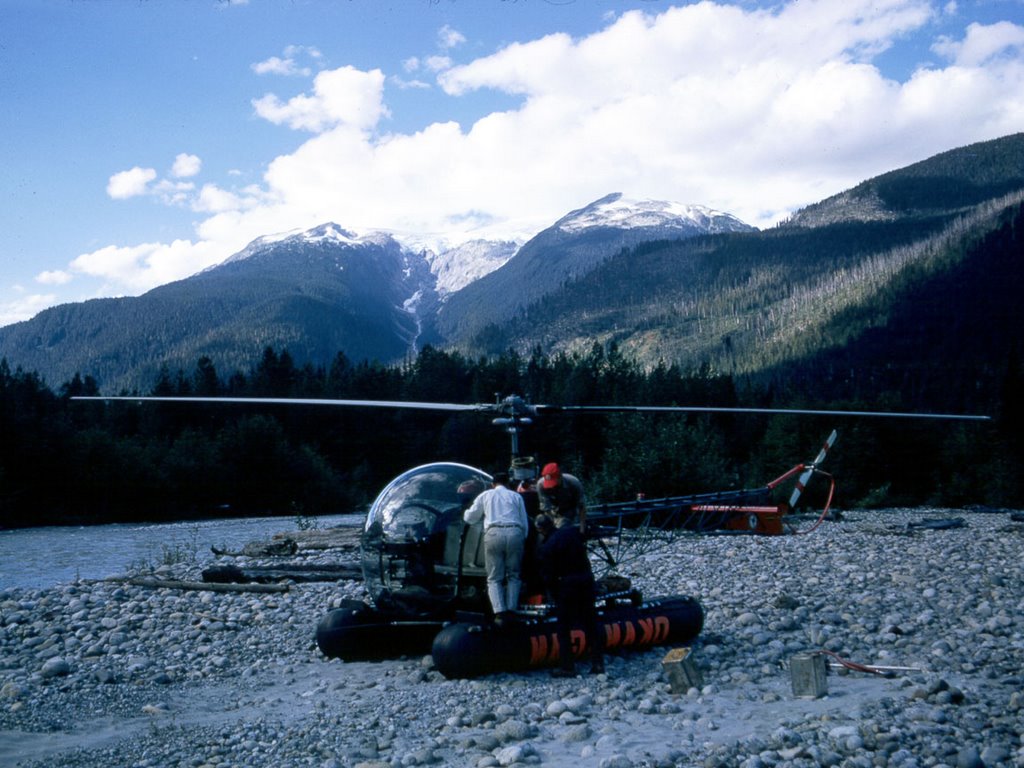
[463, 472, 528, 623]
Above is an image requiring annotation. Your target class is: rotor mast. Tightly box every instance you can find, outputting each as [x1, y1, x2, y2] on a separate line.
[489, 395, 541, 483]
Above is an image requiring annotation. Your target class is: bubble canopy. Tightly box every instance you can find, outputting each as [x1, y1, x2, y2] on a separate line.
[361, 462, 492, 615]
[365, 462, 491, 537]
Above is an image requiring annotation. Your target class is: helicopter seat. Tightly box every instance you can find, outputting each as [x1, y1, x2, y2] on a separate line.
[435, 521, 487, 577]
[440, 520, 464, 568]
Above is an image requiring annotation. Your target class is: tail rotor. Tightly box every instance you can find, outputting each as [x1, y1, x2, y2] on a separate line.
[788, 429, 838, 510]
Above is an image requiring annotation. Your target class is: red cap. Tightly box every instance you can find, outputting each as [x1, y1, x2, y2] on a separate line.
[541, 463, 561, 489]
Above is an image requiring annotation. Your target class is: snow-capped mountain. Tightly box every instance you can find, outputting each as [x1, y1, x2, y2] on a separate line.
[432, 193, 756, 343]
[555, 193, 751, 236]
[422, 239, 523, 297]
[0, 193, 753, 391]
[218, 223, 395, 267]
[223, 223, 522, 300]
[214, 194, 747, 323]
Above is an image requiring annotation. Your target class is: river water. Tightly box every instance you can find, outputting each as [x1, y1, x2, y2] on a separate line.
[0, 513, 363, 592]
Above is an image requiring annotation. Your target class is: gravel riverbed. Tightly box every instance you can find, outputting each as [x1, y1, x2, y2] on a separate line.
[1, 508, 1022, 768]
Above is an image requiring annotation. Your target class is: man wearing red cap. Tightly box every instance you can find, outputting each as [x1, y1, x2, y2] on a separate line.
[538, 462, 587, 533]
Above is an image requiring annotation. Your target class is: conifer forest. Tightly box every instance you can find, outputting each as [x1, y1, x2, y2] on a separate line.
[2, 338, 1018, 529]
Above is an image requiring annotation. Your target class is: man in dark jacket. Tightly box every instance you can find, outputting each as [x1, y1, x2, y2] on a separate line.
[536, 511, 604, 677]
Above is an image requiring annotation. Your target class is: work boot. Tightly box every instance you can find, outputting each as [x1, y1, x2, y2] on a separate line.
[590, 658, 605, 675]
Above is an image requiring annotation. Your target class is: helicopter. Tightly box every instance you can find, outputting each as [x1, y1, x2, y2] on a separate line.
[74, 393, 990, 678]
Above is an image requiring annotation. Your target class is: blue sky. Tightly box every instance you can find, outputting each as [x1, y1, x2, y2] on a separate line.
[2, 0, 1023, 327]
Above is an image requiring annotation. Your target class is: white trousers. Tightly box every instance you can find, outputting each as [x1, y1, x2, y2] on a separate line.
[483, 526, 524, 614]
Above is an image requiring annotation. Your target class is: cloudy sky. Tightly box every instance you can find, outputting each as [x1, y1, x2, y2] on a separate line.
[2, 0, 1022, 327]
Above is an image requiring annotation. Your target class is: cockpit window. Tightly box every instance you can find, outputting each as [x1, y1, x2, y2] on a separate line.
[361, 462, 493, 616]
[366, 463, 491, 539]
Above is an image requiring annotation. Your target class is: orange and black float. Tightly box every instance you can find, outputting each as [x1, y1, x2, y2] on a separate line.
[316, 594, 703, 679]
[431, 595, 702, 678]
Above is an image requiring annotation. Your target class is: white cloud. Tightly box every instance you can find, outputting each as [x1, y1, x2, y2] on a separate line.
[70, 239, 228, 294]
[66, 0, 1024, 303]
[36, 270, 73, 286]
[252, 66, 389, 133]
[154, 179, 196, 206]
[0, 293, 58, 327]
[171, 153, 202, 178]
[194, 184, 243, 214]
[253, 55, 310, 77]
[287, 44, 322, 60]
[106, 167, 157, 199]
[424, 55, 453, 73]
[390, 75, 431, 90]
[933, 20, 1024, 66]
[393, 57, 431, 89]
[438, 24, 466, 50]
[252, 45, 324, 77]
[193, 182, 266, 214]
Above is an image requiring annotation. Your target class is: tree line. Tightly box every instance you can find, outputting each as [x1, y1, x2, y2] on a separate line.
[1, 341, 1017, 529]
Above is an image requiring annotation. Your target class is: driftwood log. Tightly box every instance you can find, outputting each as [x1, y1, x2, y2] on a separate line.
[123, 576, 289, 594]
[272, 528, 361, 551]
[201, 563, 362, 584]
[210, 528, 361, 558]
[210, 538, 299, 557]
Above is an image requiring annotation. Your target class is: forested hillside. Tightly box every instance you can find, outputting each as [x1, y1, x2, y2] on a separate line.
[0, 230, 424, 393]
[463, 134, 1024, 377]
[471, 195, 1023, 385]
[791, 131, 1024, 225]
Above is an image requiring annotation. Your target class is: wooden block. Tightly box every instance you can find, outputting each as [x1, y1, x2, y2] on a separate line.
[790, 653, 828, 698]
[662, 647, 703, 693]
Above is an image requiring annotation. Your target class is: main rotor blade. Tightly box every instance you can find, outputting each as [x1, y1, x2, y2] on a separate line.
[71, 396, 485, 412]
[533, 404, 991, 421]
[72, 396, 991, 421]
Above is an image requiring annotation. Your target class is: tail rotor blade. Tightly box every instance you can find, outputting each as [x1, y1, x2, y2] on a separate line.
[788, 430, 838, 509]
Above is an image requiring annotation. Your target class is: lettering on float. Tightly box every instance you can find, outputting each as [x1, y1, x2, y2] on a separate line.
[528, 614, 672, 664]
[529, 630, 588, 665]
[604, 616, 670, 649]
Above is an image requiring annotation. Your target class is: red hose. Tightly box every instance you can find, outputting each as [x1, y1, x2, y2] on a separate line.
[783, 468, 835, 535]
[816, 649, 890, 676]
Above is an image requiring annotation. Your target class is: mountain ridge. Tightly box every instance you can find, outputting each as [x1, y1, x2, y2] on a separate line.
[0, 192, 745, 391]
[430, 193, 755, 343]
[2, 133, 1023, 396]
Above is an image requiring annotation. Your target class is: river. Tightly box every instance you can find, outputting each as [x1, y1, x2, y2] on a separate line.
[0, 513, 363, 592]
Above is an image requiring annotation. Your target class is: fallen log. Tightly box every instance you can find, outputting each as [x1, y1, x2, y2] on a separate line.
[202, 563, 362, 584]
[906, 517, 967, 531]
[211, 538, 298, 557]
[124, 576, 289, 594]
[272, 528, 361, 551]
[210, 529, 360, 557]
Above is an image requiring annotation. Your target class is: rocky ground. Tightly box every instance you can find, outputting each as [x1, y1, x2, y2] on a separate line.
[1, 508, 1022, 768]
